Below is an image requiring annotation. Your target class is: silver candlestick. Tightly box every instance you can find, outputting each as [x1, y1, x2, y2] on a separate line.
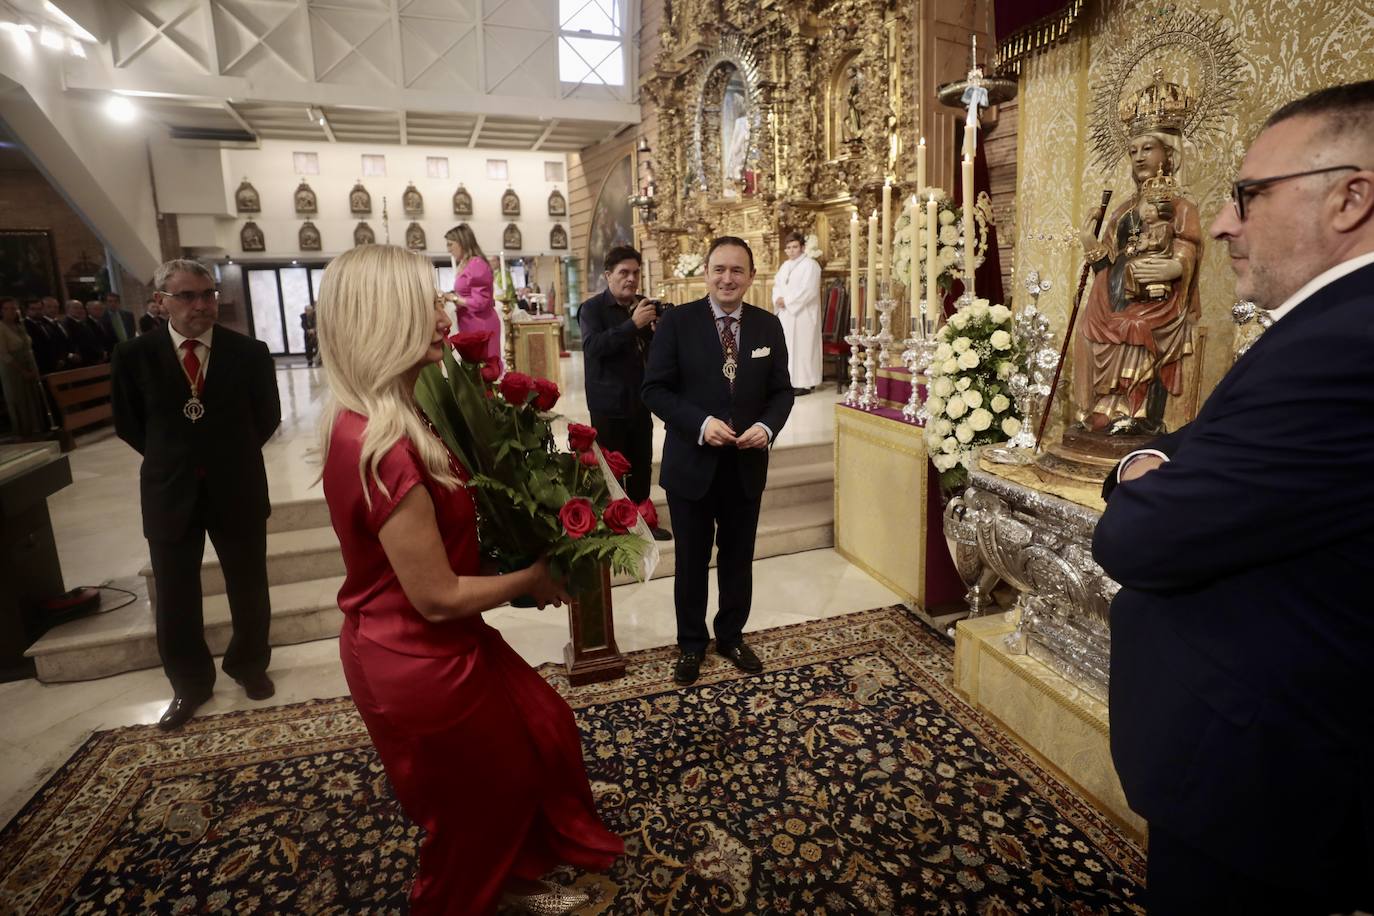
[874, 289, 897, 371]
[901, 309, 938, 423]
[843, 329, 865, 406]
[859, 330, 879, 410]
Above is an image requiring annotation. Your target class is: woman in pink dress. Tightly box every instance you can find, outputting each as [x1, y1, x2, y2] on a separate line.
[316, 244, 622, 915]
[444, 223, 503, 369]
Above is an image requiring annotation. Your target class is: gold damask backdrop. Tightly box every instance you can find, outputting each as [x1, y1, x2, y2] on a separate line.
[1014, 0, 1374, 435]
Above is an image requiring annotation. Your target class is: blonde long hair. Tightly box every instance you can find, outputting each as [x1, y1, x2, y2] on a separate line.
[316, 245, 460, 506]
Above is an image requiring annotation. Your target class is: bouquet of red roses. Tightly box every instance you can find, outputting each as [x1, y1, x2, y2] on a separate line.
[414, 330, 655, 585]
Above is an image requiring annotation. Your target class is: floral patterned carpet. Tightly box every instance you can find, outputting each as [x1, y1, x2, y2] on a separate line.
[0, 607, 1143, 914]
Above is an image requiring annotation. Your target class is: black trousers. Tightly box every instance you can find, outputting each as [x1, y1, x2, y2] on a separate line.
[1146, 825, 1374, 916]
[589, 408, 654, 504]
[666, 450, 762, 654]
[148, 506, 272, 698]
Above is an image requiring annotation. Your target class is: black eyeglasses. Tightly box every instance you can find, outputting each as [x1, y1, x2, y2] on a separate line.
[158, 289, 220, 305]
[1228, 165, 1362, 221]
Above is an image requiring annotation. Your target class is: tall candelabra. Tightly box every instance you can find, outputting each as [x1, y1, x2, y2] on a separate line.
[843, 327, 865, 406]
[901, 310, 939, 423]
[873, 284, 897, 371]
[858, 328, 879, 410]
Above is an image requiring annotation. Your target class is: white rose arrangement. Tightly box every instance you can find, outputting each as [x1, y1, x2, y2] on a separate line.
[889, 190, 965, 299]
[674, 252, 704, 278]
[923, 297, 1022, 488]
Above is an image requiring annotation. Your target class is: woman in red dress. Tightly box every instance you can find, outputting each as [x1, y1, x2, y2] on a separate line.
[316, 244, 622, 915]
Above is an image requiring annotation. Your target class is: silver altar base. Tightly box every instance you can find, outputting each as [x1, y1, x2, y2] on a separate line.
[958, 465, 1117, 702]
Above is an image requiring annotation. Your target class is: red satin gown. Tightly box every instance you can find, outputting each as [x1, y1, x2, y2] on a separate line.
[323, 410, 623, 915]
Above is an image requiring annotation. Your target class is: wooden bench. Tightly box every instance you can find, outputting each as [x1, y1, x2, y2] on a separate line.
[43, 364, 113, 451]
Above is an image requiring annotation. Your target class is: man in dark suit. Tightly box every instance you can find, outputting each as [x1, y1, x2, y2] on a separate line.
[643, 237, 794, 685]
[63, 300, 104, 365]
[112, 259, 281, 729]
[22, 299, 58, 374]
[1094, 80, 1374, 914]
[579, 244, 671, 540]
[81, 301, 110, 362]
[100, 291, 136, 348]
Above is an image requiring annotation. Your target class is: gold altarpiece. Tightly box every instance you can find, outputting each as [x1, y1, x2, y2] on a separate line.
[642, 0, 990, 323]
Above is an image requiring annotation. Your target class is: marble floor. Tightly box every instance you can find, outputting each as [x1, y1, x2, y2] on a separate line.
[1, 358, 898, 828]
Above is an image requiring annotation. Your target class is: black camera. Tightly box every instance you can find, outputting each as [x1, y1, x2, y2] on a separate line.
[648, 299, 678, 317]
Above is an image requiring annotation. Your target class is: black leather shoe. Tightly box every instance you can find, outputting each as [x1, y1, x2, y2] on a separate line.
[673, 651, 703, 686]
[235, 672, 276, 701]
[650, 526, 673, 542]
[718, 642, 763, 673]
[158, 694, 208, 731]
[793, 387, 813, 396]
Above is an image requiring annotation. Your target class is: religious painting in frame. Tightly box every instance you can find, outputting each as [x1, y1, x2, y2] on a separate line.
[586, 153, 634, 294]
[403, 182, 424, 216]
[299, 221, 322, 251]
[235, 179, 261, 213]
[353, 222, 375, 246]
[550, 224, 568, 250]
[453, 184, 473, 216]
[501, 187, 521, 217]
[405, 222, 427, 251]
[0, 229, 62, 301]
[548, 189, 567, 216]
[240, 221, 265, 252]
[503, 223, 522, 250]
[349, 182, 372, 215]
[294, 181, 318, 215]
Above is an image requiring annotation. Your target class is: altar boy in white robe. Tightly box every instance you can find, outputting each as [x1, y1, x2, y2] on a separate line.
[771, 232, 822, 395]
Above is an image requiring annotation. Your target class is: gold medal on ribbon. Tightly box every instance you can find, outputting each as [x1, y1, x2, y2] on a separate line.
[183, 397, 204, 422]
[722, 357, 737, 381]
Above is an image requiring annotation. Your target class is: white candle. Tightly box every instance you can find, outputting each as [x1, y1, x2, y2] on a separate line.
[866, 209, 878, 331]
[849, 210, 860, 332]
[917, 137, 927, 193]
[962, 156, 976, 294]
[908, 194, 919, 322]
[881, 178, 892, 288]
[926, 192, 939, 324]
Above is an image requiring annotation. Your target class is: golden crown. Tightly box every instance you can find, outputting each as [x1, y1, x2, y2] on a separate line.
[1118, 69, 1196, 136]
[1140, 168, 1180, 205]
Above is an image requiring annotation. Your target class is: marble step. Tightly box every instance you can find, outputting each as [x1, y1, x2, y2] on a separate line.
[27, 503, 834, 683]
[261, 439, 834, 535]
[143, 458, 834, 600]
[26, 576, 347, 684]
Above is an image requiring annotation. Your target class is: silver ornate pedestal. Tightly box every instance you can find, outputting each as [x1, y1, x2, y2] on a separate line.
[959, 465, 1117, 702]
[843, 333, 865, 406]
[858, 332, 879, 410]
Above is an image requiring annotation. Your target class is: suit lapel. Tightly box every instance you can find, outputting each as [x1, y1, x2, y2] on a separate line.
[695, 299, 733, 401]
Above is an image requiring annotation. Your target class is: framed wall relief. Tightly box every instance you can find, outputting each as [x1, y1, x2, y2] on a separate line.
[547, 189, 567, 216]
[405, 222, 427, 251]
[453, 184, 473, 216]
[353, 222, 375, 246]
[550, 224, 568, 250]
[299, 221, 321, 251]
[235, 179, 261, 213]
[501, 187, 520, 217]
[502, 223, 522, 250]
[240, 221, 265, 252]
[294, 181, 317, 215]
[403, 182, 423, 216]
[349, 181, 372, 215]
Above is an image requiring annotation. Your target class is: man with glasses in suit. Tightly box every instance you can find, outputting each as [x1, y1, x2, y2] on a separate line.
[111, 259, 282, 730]
[1095, 80, 1374, 913]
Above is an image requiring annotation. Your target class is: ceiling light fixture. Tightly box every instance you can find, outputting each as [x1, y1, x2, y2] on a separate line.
[105, 95, 137, 123]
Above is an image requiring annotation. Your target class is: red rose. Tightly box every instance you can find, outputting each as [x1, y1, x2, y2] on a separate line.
[602, 498, 639, 534]
[568, 423, 597, 452]
[532, 377, 560, 411]
[449, 330, 491, 364]
[580, 451, 600, 468]
[637, 499, 659, 529]
[603, 449, 631, 479]
[480, 363, 500, 383]
[559, 498, 596, 539]
[499, 371, 536, 406]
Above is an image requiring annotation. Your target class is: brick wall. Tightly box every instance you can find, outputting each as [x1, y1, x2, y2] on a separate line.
[0, 165, 107, 302]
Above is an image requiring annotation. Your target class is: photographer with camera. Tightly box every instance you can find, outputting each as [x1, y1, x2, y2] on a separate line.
[578, 245, 672, 541]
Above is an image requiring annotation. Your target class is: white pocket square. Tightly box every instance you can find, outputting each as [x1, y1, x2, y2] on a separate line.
[751, 347, 771, 358]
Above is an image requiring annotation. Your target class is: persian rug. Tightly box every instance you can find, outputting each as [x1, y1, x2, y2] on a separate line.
[0, 607, 1144, 914]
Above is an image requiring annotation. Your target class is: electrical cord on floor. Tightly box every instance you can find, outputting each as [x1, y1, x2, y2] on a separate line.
[84, 583, 140, 615]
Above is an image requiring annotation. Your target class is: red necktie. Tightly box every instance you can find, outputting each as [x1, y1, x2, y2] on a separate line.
[181, 339, 202, 395]
[718, 315, 738, 393]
